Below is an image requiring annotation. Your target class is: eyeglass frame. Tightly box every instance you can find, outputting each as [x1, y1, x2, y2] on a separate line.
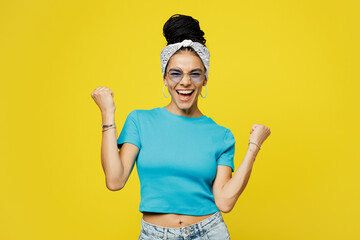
[165, 68, 207, 83]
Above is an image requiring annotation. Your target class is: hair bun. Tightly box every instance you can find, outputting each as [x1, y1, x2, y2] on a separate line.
[163, 14, 206, 46]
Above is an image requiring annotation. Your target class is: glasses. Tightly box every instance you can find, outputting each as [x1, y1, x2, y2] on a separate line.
[166, 69, 205, 83]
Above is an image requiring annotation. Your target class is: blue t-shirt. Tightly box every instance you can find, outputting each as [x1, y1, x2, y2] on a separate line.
[117, 106, 236, 216]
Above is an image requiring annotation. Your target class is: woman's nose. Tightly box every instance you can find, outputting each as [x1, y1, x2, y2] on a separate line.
[179, 73, 192, 85]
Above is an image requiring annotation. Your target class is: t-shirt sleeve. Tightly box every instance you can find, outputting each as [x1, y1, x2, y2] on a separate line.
[117, 110, 141, 150]
[217, 128, 236, 172]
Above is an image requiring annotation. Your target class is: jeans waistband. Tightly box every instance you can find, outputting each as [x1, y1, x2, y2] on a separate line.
[140, 210, 223, 238]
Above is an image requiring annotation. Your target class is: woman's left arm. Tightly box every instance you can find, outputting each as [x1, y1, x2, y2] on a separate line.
[220, 124, 271, 212]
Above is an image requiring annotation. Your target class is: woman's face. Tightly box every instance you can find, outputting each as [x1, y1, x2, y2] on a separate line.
[163, 50, 208, 111]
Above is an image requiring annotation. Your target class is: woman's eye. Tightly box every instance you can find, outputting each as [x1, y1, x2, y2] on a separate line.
[170, 73, 181, 76]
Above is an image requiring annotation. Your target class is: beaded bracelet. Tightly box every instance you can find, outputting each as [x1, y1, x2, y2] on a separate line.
[248, 141, 261, 150]
[102, 126, 116, 132]
[102, 123, 116, 128]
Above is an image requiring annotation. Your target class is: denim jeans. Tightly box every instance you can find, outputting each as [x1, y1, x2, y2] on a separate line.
[138, 210, 231, 240]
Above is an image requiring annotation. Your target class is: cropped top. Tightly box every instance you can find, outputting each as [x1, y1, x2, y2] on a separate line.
[117, 106, 236, 216]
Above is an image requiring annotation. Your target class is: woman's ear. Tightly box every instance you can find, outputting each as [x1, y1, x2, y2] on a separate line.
[203, 77, 208, 86]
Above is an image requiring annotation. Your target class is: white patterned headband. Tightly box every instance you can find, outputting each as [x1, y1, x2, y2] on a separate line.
[160, 39, 210, 81]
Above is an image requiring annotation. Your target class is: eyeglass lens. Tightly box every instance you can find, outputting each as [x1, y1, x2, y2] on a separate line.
[168, 69, 205, 83]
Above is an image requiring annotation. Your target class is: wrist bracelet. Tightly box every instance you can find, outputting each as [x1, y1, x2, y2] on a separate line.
[248, 141, 261, 150]
[102, 123, 116, 128]
[102, 126, 116, 132]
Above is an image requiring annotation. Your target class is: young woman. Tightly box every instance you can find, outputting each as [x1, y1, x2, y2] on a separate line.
[92, 14, 271, 240]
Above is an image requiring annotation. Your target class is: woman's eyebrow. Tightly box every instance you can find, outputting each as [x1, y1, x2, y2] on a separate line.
[169, 68, 182, 72]
[169, 68, 203, 72]
[190, 68, 203, 72]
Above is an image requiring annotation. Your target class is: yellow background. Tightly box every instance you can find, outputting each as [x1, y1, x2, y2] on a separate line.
[1, 0, 359, 239]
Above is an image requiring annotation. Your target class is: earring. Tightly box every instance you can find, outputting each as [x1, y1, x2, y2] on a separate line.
[163, 83, 170, 98]
[200, 85, 208, 98]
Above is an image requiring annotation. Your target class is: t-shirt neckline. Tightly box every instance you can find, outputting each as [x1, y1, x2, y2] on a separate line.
[160, 106, 208, 121]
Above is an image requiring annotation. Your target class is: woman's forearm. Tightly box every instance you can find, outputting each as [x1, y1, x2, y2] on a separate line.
[101, 111, 124, 190]
[221, 144, 260, 212]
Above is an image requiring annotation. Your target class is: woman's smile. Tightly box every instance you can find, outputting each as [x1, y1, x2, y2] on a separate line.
[176, 89, 195, 102]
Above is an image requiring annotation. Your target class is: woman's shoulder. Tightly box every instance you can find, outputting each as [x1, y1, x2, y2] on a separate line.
[205, 116, 230, 131]
[128, 107, 162, 121]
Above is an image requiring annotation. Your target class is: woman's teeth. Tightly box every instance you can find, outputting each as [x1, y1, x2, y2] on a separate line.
[176, 90, 194, 101]
[177, 90, 194, 94]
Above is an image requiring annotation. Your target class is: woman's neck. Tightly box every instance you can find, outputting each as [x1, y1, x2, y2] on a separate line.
[165, 103, 204, 118]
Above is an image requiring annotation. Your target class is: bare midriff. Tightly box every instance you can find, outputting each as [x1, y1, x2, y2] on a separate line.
[142, 212, 216, 228]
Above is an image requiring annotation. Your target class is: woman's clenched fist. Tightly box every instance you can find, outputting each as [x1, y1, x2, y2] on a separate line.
[249, 124, 271, 149]
[91, 86, 116, 113]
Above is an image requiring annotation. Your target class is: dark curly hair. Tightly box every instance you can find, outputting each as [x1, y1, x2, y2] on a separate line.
[163, 14, 207, 74]
[163, 14, 206, 46]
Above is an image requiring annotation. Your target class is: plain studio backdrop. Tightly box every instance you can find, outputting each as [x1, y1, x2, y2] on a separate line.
[0, 0, 359, 239]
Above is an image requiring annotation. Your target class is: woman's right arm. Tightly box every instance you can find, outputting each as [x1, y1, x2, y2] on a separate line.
[101, 111, 139, 191]
[91, 87, 139, 191]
